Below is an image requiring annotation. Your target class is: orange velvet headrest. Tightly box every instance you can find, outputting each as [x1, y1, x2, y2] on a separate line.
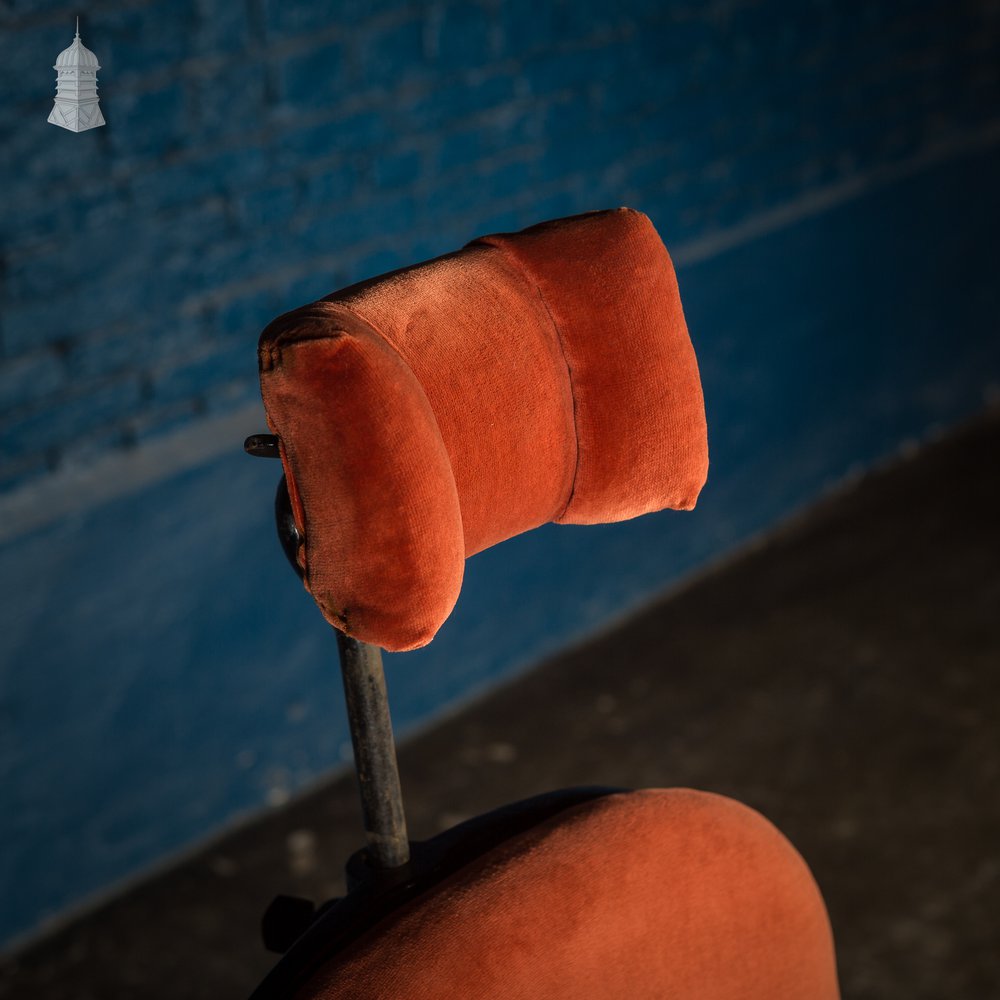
[258, 208, 708, 651]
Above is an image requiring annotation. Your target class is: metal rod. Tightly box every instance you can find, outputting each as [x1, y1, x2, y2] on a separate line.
[335, 633, 411, 870]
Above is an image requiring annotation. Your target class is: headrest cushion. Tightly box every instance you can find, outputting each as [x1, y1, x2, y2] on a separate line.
[258, 209, 708, 650]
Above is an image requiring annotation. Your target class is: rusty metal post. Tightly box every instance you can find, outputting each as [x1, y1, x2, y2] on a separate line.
[335, 633, 411, 870]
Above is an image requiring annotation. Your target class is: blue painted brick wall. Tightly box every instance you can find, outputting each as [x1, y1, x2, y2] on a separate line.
[2, 0, 1000, 953]
[2, 0, 999, 488]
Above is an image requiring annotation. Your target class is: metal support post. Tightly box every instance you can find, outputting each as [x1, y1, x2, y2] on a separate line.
[335, 634, 410, 870]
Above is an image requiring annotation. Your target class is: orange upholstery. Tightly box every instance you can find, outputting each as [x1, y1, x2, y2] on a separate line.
[295, 789, 839, 1000]
[258, 209, 708, 651]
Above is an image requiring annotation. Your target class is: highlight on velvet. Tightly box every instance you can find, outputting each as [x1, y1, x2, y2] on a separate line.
[256, 208, 709, 652]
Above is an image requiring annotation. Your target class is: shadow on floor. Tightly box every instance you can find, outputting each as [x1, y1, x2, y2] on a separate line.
[2, 408, 999, 999]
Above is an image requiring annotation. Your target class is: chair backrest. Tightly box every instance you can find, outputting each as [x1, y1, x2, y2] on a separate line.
[291, 789, 840, 1000]
[258, 209, 708, 651]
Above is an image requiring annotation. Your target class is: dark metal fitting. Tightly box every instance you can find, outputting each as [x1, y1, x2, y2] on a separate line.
[244, 434, 281, 458]
[275, 475, 305, 579]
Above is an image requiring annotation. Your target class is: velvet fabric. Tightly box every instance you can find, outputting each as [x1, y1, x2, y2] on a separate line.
[294, 789, 840, 999]
[258, 209, 708, 650]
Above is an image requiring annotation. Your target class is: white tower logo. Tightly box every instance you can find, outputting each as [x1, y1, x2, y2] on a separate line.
[48, 17, 106, 132]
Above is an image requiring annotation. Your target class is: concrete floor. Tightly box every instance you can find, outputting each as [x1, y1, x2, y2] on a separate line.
[2, 408, 998, 999]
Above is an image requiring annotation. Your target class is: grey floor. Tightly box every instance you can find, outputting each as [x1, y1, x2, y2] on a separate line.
[2, 409, 998, 999]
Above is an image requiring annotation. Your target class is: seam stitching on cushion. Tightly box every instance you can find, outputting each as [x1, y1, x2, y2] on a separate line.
[475, 237, 581, 518]
[534, 285, 581, 520]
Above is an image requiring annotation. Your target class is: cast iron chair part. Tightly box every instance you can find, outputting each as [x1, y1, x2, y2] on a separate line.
[251, 787, 623, 1000]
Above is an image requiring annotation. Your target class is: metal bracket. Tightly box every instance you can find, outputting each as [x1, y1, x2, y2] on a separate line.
[244, 435, 305, 579]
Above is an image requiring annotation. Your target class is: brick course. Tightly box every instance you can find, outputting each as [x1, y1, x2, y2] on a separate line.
[1, 0, 998, 490]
